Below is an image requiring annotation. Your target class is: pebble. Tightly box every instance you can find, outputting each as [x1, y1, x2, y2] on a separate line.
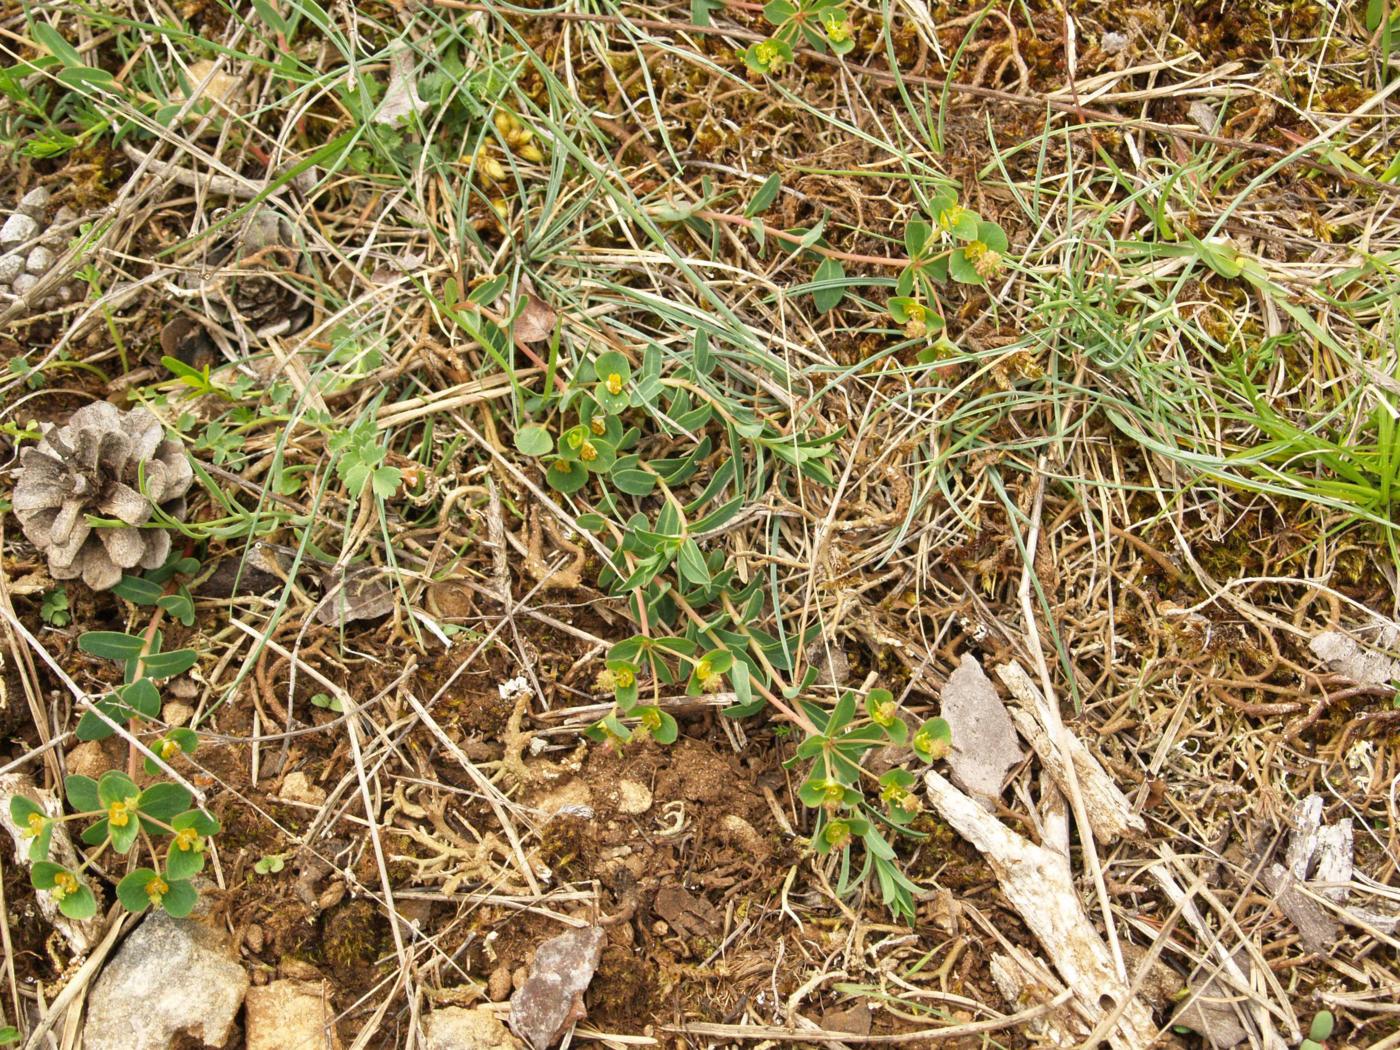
[615, 780, 653, 815]
[12, 273, 38, 296]
[245, 979, 342, 1050]
[162, 701, 194, 727]
[1, 212, 39, 249]
[487, 965, 513, 1002]
[0, 254, 21, 283]
[25, 245, 55, 274]
[424, 1006, 520, 1050]
[278, 770, 327, 806]
[17, 186, 50, 219]
[1101, 31, 1130, 54]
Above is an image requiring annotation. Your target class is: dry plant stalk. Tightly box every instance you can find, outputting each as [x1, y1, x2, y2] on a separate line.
[923, 769, 1157, 1049]
[995, 661, 1146, 841]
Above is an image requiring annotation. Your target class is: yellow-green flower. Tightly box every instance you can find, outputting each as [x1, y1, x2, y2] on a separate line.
[108, 796, 139, 828]
[823, 820, 853, 849]
[605, 372, 624, 396]
[881, 782, 919, 812]
[173, 826, 203, 855]
[145, 875, 169, 906]
[51, 870, 79, 901]
[936, 204, 964, 232]
[914, 728, 950, 760]
[754, 41, 784, 70]
[23, 811, 45, 839]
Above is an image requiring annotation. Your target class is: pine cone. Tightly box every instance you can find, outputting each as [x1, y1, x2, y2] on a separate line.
[209, 208, 307, 331]
[162, 207, 309, 360]
[12, 403, 194, 590]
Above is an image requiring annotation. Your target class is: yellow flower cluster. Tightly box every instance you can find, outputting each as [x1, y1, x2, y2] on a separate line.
[51, 870, 80, 901]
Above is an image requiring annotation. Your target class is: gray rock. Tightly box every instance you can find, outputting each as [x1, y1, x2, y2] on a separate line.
[83, 910, 249, 1050]
[53, 205, 78, 226]
[0, 254, 21, 283]
[18, 186, 50, 219]
[12, 273, 38, 296]
[508, 925, 605, 1050]
[25, 245, 55, 274]
[939, 654, 1024, 803]
[426, 1006, 520, 1050]
[1, 212, 39, 249]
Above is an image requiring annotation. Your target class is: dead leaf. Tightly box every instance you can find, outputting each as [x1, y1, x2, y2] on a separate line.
[496, 276, 556, 344]
[508, 925, 605, 1050]
[181, 59, 241, 111]
[375, 47, 429, 128]
[315, 566, 396, 626]
[654, 885, 721, 940]
[818, 1001, 872, 1036]
[939, 654, 1024, 803]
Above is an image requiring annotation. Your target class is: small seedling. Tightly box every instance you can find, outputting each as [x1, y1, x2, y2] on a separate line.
[40, 586, 70, 627]
[254, 853, 287, 875]
[310, 692, 345, 713]
[1300, 1010, 1333, 1050]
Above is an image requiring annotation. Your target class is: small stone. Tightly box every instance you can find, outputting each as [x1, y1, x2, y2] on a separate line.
[487, 966, 513, 1002]
[245, 979, 341, 1050]
[614, 780, 652, 815]
[53, 205, 78, 226]
[12, 273, 38, 296]
[425, 1006, 521, 1050]
[279, 771, 327, 806]
[245, 923, 266, 953]
[66, 739, 124, 781]
[58, 283, 77, 303]
[163, 701, 194, 727]
[0, 254, 21, 282]
[25, 245, 55, 273]
[1, 212, 39, 249]
[1101, 30, 1129, 54]
[82, 910, 249, 1050]
[17, 186, 50, 219]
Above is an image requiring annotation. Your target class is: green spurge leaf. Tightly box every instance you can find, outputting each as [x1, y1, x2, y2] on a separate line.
[514, 424, 553, 457]
[78, 631, 145, 660]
